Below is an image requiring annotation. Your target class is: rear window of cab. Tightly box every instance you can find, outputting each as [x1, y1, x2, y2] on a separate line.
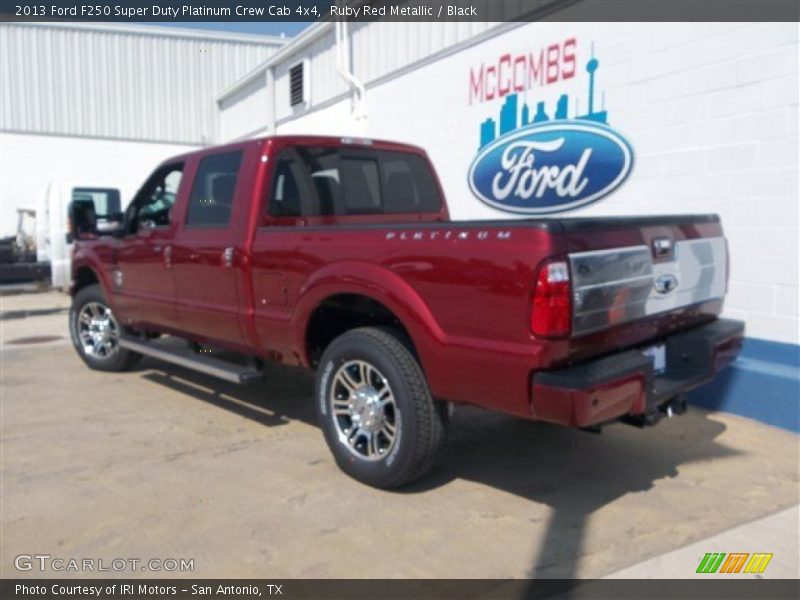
[267, 145, 442, 219]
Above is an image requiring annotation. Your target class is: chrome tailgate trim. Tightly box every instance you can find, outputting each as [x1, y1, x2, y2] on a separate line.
[570, 237, 727, 336]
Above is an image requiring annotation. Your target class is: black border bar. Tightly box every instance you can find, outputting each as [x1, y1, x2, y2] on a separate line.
[3, 579, 800, 600]
[1, 0, 799, 23]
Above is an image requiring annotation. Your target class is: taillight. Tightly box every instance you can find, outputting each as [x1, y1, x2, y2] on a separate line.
[531, 259, 571, 338]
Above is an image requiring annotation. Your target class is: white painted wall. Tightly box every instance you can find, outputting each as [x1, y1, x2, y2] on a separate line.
[218, 71, 271, 142]
[0, 131, 197, 236]
[272, 22, 799, 344]
[276, 100, 360, 137]
[1, 22, 284, 244]
[257, 22, 505, 128]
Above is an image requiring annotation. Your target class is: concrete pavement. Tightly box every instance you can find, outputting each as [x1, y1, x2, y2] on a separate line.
[1, 291, 799, 579]
[606, 504, 799, 578]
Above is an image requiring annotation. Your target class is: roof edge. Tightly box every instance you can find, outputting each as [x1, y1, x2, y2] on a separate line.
[216, 21, 333, 101]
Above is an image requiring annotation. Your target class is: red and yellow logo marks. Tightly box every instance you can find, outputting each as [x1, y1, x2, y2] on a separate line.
[696, 552, 773, 574]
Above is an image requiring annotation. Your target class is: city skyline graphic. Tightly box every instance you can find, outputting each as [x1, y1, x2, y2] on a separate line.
[479, 49, 609, 149]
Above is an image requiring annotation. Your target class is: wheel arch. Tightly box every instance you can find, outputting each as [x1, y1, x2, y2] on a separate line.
[294, 261, 445, 372]
[304, 293, 419, 367]
[70, 250, 115, 305]
[71, 265, 101, 296]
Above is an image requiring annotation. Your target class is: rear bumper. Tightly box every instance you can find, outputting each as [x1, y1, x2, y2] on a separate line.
[530, 318, 745, 428]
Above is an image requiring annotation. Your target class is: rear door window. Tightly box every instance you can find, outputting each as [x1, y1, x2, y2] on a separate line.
[185, 151, 243, 227]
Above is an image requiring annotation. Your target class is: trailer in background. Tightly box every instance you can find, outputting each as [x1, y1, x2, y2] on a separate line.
[0, 208, 50, 289]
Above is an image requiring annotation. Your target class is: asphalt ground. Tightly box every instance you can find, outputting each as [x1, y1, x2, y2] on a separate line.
[1, 291, 798, 579]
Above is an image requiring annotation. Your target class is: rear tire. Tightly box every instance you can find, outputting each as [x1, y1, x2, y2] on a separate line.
[70, 284, 141, 372]
[315, 327, 448, 488]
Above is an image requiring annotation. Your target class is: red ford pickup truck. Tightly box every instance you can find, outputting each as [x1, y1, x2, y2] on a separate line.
[69, 135, 744, 488]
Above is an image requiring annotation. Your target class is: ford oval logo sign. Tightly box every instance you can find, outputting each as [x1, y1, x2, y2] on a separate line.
[468, 122, 634, 214]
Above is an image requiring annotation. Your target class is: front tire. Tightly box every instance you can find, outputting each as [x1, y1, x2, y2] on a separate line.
[315, 327, 448, 488]
[70, 284, 141, 372]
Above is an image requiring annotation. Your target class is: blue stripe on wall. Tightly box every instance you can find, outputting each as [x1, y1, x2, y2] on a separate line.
[688, 337, 800, 433]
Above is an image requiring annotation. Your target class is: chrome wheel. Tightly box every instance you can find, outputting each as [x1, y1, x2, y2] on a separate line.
[330, 360, 399, 461]
[77, 301, 120, 359]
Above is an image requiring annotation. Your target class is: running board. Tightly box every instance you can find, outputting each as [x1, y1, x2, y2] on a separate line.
[119, 338, 262, 385]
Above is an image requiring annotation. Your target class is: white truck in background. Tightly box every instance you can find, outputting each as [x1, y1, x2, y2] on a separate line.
[36, 182, 128, 289]
[0, 181, 135, 290]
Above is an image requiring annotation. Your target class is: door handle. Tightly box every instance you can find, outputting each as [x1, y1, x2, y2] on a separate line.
[222, 247, 234, 268]
[163, 245, 172, 268]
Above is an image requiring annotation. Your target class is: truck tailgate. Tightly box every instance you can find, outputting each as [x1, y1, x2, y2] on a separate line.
[547, 214, 728, 363]
[562, 215, 726, 335]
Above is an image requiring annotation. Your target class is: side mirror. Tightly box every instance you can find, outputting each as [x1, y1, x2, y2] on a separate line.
[68, 199, 98, 242]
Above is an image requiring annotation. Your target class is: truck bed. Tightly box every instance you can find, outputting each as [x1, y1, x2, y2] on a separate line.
[244, 212, 726, 416]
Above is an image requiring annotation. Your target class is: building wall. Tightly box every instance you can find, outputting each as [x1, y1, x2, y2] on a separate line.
[0, 22, 285, 237]
[273, 21, 799, 349]
[272, 26, 346, 124]
[218, 71, 271, 141]
[348, 21, 501, 87]
[262, 22, 506, 127]
[0, 22, 283, 145]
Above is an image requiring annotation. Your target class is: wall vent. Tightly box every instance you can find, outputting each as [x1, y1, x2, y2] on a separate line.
[289, 62, 305, 107]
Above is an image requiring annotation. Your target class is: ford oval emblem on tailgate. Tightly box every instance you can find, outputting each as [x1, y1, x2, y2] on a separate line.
[467, 122, 634, 214]
[654, 273, 679, 295]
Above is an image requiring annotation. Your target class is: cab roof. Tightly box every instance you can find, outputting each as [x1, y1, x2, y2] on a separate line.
[160, 135, 428, 167]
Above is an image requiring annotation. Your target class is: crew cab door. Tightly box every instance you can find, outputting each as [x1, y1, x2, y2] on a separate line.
[113, 163, 184, 329]
[170, 147, 252, 347]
